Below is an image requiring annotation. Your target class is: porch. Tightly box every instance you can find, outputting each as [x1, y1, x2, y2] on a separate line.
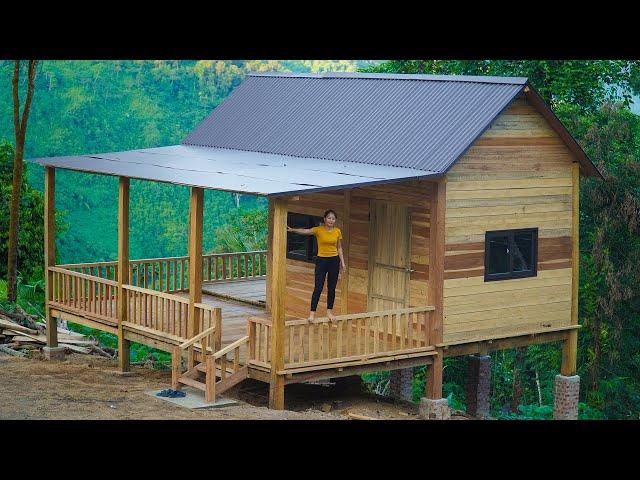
[46, 250, 437, 401]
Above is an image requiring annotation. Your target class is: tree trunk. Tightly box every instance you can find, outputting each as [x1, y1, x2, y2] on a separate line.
[6, 60, 37, 303]
[590, 314, 602, 392]
[510, 347, 526, 412]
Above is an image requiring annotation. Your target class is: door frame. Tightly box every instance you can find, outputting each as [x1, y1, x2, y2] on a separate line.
[367, 199, 412, 312]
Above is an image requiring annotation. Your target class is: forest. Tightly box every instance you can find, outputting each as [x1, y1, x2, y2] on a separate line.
[1, 59, 639, 419]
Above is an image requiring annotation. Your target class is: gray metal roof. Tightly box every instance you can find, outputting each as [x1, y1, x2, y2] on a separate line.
[182, 73, 527, 174]
[31, 145, 438, 196]
[31, 72, 601, 193]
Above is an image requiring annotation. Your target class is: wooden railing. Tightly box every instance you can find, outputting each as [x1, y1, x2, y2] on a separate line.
[47, 266, 119, 324]
[123, 284, 190, 339]
[202, 251, 267, 283]
[54, 261, 118, 281]
[58, 250, 267, 295]
[248, 306, 435, 373]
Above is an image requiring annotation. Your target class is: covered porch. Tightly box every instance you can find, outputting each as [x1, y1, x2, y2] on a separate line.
[35, 144, 444, 410]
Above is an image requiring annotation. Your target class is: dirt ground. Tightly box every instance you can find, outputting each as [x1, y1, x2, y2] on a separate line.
[0, 351, 470, 420]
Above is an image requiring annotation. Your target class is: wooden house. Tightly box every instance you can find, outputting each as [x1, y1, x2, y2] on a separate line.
[32, 72, 600, 416]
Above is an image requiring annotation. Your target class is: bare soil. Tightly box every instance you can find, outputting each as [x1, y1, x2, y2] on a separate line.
[0, 351, 469, 420]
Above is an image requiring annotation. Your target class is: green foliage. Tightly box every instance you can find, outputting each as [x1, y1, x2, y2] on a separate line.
[0, 141, 46, 281]
[212, 206, 268, 253]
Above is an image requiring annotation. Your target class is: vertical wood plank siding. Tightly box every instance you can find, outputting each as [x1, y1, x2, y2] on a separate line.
[282, 181, 433, 320]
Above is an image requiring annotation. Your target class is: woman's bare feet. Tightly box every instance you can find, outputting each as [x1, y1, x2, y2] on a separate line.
[308, 312, 316, 322]
[327, 310, 336, 322]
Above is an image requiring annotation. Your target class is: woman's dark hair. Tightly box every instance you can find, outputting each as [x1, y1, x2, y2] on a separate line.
[324, 209, 337, 219]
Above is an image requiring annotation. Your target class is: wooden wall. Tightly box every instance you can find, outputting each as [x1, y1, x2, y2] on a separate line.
[282, 180, 433, 319]
[442, 94, 576, 344]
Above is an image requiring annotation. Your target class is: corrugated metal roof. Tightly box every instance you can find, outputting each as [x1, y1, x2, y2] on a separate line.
[182, 73, 527, 174]
[31, 145, 438, 196]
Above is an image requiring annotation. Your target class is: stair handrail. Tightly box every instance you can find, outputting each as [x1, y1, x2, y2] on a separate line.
[179, 325, 217, 350]
[213, 336, 249, 359]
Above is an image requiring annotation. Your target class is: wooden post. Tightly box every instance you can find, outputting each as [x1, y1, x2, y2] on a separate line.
[269, 197, 287, 409]
[265, 199, 274, 313]
[426, 179, 446, 399]
[341, 189, 351, 315]
[562, 163, 580, 376]
[188, 187, 204, 342]
[44, 167, 57, 347]
[118, 177, 130, 372]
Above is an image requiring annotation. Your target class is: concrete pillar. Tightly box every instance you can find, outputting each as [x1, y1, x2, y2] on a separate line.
[389, 368, 413, 402]
[419, 398, 450, 420]
[43, 346, 65, 361]
[553, 374, 580, 420]
[466, 354, 491, 419]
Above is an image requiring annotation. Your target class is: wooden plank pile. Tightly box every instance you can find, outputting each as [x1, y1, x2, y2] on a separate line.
[0, 307, 113, 358]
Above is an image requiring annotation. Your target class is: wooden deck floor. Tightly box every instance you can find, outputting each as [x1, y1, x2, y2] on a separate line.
[176, 291, 266, 348]
[202, 278, 266, 306]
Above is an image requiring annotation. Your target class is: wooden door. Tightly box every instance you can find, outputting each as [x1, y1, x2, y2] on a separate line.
[368, 201, 411, 312]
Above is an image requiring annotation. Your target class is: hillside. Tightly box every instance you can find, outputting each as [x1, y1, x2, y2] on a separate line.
[0, 60, 377, 264]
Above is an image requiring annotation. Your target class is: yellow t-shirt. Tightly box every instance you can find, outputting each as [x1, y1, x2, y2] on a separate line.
[311, 226, 342, 257]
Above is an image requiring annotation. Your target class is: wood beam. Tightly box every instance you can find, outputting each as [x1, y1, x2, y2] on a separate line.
[341, 189, 351, 315]
[44, 167, 57, 347]
[117, 177, 130, 372]
[269, 197, 287, 409]
[265, 199, 274, 313]
[562, 163, 579, 376]
[426, 179, 446, 398]
[188, 187, 204, 340]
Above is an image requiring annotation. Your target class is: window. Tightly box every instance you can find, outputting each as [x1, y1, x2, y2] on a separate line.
[286, 212, 323, 262]
[484, 228, 538, 281]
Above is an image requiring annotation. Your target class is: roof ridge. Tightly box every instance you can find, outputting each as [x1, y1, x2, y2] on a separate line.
[246, 71, 529, 85]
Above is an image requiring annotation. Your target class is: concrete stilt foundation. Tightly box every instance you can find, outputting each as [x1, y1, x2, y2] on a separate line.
[466, 354, 491, 419]
[389, 368, 413, 402]
[419, 397, 451, 420]
[553, 374, 580, 420]
[43, 346, 65, 361]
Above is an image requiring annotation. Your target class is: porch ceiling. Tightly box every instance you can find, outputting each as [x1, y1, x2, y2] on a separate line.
[30, 144, 439, 196]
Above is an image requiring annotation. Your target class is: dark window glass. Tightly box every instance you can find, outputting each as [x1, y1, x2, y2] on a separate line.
[286, 212, 322, 263]
[486, 235, 510, 275]
[513, 230, 534, 272]
[485, 228, 538, 281]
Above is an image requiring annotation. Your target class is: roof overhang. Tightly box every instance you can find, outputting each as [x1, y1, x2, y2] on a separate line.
[29, 145, 440, 196]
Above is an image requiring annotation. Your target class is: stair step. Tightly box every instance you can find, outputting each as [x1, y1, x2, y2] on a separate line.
[196, 362, 236, 375]
[177, 376, 206, 391]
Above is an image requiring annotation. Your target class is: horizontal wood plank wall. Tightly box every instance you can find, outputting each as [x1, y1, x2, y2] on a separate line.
[443, 94, 576, 344]
[283, 180, 433, 320]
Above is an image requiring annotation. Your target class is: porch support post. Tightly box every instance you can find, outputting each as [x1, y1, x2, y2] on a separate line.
[117, 177, 131, 372]
[188, 187, 204, 341]
[265, 199, 274, 313]
[555, 162, 580, 420]
[341, 189, 351, 315]
[269, 197, 287, 410]
[43, 166, 64, 360]
[420, 178, 449, 419]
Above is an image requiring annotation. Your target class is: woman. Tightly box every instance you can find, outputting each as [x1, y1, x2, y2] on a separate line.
[287, 209, 346, 321]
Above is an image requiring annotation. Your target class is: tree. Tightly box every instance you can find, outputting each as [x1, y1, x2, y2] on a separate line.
[6, 60, 38, 303]
[0, 141, 45, 282]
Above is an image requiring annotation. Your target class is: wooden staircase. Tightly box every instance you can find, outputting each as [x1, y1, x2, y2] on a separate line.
[171, 307, 250, 403]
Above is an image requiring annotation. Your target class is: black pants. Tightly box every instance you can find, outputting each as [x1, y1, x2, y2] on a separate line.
[310, 256, 340, 312]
